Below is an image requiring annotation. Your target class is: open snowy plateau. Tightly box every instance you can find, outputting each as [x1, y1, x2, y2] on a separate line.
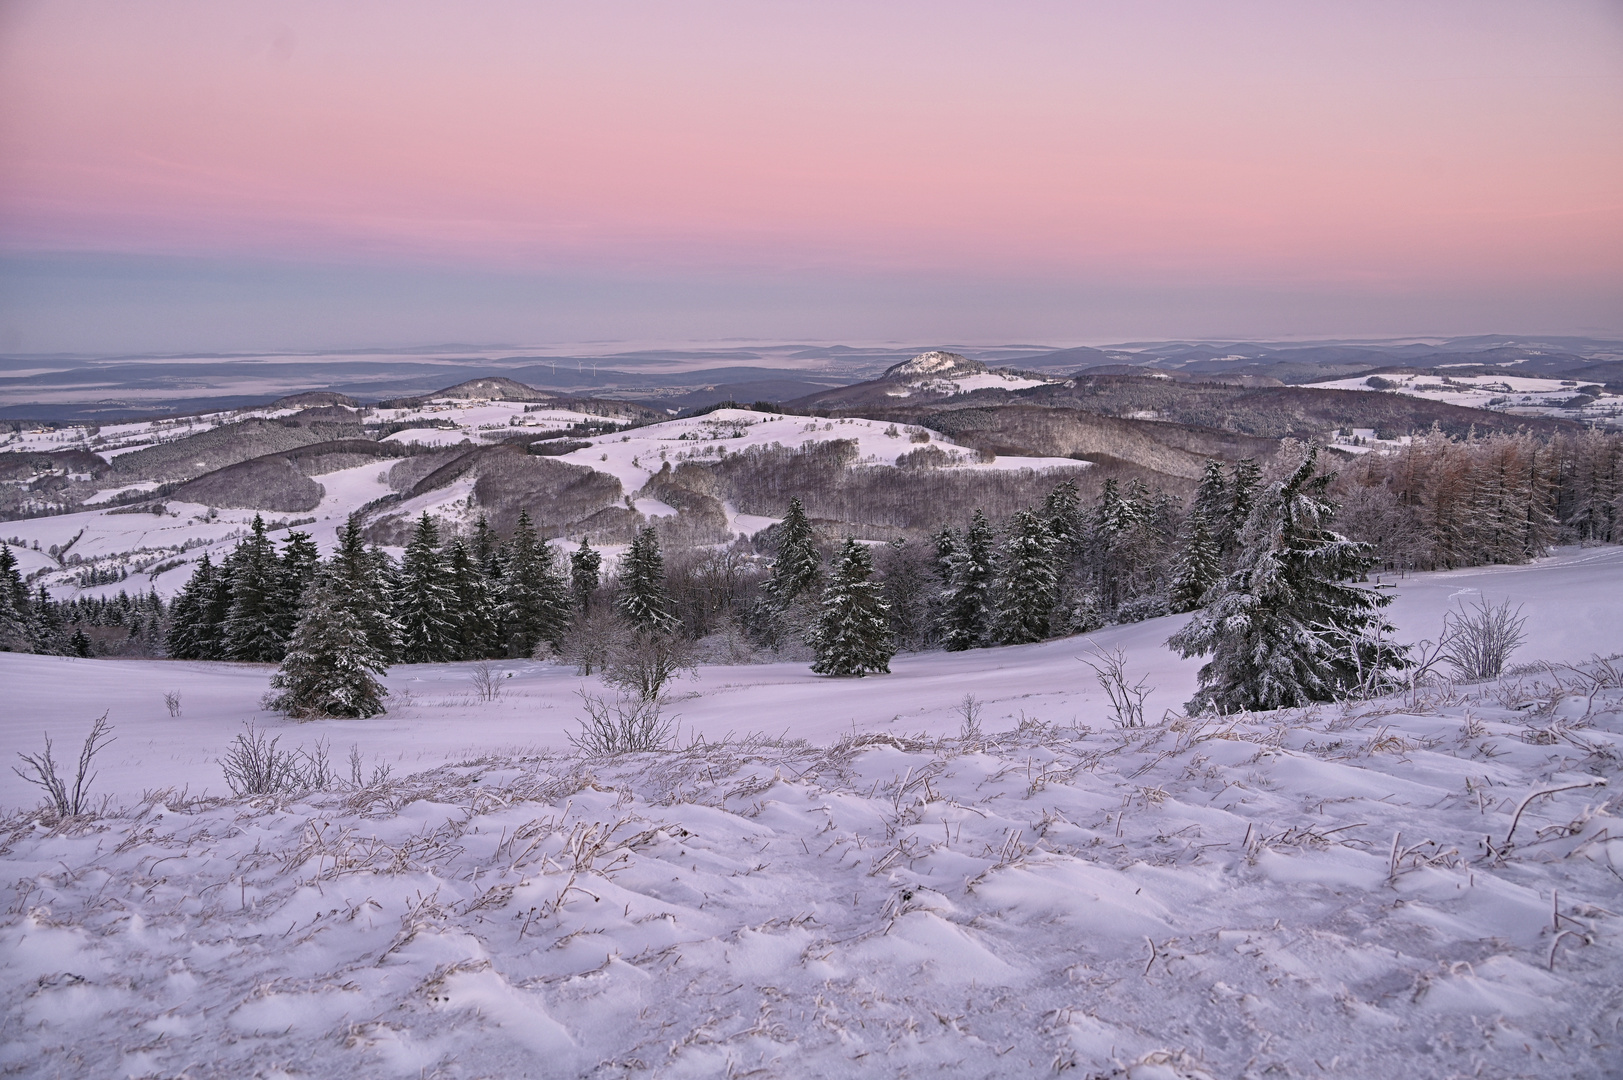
[3, 548, 1622, 1078]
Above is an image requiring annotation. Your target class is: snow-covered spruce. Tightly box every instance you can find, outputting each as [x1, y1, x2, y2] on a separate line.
[809, 538, 894, 676]
[265, 578, 389, 719]
[1169, 445, 1405, 712]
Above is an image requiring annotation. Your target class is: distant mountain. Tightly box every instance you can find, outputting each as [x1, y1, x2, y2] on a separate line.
[881, 351, 986, 381]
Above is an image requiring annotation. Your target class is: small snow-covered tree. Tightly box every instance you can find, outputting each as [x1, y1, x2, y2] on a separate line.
[269, 530, 320, 651]
[762, 497, 821, 606]
[809, 538, 893, 677]
[267, 579, 388, 718]
[939, 511, 994, 651]
[0, 545, 28, 651]
[994, 508, 1058, 644]
[1167, 509, 1221, 613]
[331, 517, 401, 662]
[570, 537, 602, 612]
[1167, 446, 1406, 713]
[395, 512, 457, 663]
[164, 552, 218, 659]
[446, 539, 498, 660]
[1222, 458, 1262, 568]
[223, 515, 283, 662]
[617, 527, 676, 633]
[501, 511, 571, 655]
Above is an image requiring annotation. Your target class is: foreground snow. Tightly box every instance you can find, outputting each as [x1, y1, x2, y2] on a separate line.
[2, 549, 1622, 1077]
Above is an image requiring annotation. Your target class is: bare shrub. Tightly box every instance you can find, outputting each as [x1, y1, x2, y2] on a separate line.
[560, 607, 622, 676]
[1081, 645, 1153, 728]
[470, 661, 508, 702]
[603, 629, 697, 701]
[220, 722, 335, 797]
[346, 743, 393, 788]
[568, 691, 674, 756]
[1443, 597, 1528, 681]
[163, 691, 182, 718]
[957, 694, 984, 742]
[12, 714, 114, 819]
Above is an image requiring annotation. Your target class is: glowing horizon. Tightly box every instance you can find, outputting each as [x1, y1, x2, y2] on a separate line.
[2, 1, 1620, 352]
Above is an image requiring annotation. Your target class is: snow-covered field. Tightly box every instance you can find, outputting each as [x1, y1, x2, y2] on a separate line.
[3, 549, 1621, 1077]
[5, 407, 1087, 603]
[1307, 373, 1621, 428]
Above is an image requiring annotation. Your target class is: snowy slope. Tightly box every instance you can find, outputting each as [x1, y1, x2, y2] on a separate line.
[3, 549, 1622, 1077]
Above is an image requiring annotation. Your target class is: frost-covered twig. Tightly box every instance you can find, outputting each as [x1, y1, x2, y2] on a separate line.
[1501, 777, 1608, 850]
[12, 714, 114, 819]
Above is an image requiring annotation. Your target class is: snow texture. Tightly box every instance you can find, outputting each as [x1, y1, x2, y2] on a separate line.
[2, 548, 1621, 1077]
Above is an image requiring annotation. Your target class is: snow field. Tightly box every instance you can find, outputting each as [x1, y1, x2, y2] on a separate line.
[2, 548, 1622, 1076]
[2, 671, 1619, 1077]
[554, 409, 1089, 499]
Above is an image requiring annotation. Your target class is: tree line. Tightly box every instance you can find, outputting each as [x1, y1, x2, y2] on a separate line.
[4, 426, 1619, 717]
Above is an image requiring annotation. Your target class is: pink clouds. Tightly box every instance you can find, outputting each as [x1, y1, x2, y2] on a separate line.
[2, 1, 1621, 290]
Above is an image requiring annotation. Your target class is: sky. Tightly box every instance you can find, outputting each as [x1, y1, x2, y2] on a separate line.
[1, 1, 1620, 354]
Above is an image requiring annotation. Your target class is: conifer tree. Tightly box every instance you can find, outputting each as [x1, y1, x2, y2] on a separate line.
[0, 545, 30, 651]
[395, 512, 457, 663]
[223, 515, 284, 662]
[994, 508, 1058, 644]
[940, 510, 994, 651]
[1168, 461, 1229, 613]
[570, 538, 601, 612]
[809, 538, 894, 676]
[501, 510, 571, 655]
[30, 585, 64, 655]
[331, 517, 400, 662]
[1168, 446, 1405, 713]
[1167, 510, 1221, 613]
[164, 552, 217, 659]
[1223, 458, 1262, 567]
[618, 526, 675, 632]
[69, 627, 93, 657]
[763, 497, 821, 606]
[198, 558, 234, 660]
[446, 539, 498, 659]
[268, 578, 389, 718]
[1042, 480, 1083, 555]
[269, 530, 320, 652]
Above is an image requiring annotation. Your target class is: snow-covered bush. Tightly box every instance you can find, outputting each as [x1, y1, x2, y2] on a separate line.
[219, 722, 334, 796]
[568, 690, 674, 755]
[1443, 596, 1528, 681]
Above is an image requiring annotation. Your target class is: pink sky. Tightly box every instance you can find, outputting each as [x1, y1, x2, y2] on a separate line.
[1, 1, 1620, 350]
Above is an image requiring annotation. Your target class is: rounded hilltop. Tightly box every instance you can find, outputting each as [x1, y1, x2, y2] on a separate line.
[881, 350, 986, 382]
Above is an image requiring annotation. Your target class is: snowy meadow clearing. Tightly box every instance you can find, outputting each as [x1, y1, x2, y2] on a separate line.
[3, 548, 1622, 1078]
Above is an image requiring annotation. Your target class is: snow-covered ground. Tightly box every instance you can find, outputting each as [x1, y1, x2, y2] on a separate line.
[882, 371, 1054, 397]
[4, 407, 1086, 602]
[1308, 373, 1622, 428]
[553, 409, 1087, 498]
[2, 548, 1621, 1077]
